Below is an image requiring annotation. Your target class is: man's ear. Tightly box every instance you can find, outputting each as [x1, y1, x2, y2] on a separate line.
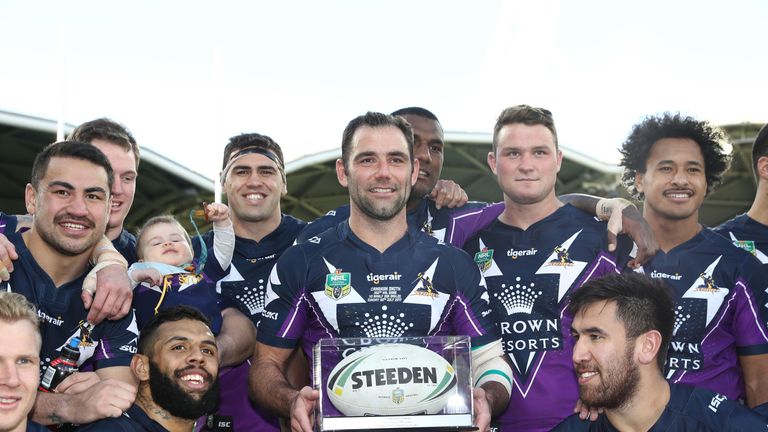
[410, 158, 419, 187]
[487, 152, 498, 176]
[336, 159, 348, 188]
[634, 172, 646, 196]
[131, 354, 151, 381]
[757, 156, 768, 182]
[24, 184, 37, 215]
[637, 330, 662, 366]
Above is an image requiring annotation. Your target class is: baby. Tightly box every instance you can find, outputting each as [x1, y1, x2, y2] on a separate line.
[129, 203, 234, 331]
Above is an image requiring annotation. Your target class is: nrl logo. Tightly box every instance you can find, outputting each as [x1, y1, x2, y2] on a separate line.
[545, 245, 574, 267]
[474, 248, 494, 273]
[392, 387, 405, 404]
[325, 269, 351, 300]
[732, 240, 756, 256]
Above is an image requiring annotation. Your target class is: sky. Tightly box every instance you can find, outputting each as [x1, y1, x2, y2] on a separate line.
[1, 0, 766, 180]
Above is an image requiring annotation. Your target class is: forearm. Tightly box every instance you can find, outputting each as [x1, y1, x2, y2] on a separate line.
[217, 307, 256, 367]
[212, 220, 235, 269]
[480, 381, 509, 418]
[558, 193, 601, 215]
[249, 350, 300, 417]
[31, 391, 76, 425]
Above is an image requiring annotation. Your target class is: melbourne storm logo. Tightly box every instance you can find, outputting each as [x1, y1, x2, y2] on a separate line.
[666, 256, 729, 376]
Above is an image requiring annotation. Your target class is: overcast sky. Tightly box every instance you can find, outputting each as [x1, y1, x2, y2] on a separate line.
[2, 0, 766, 179]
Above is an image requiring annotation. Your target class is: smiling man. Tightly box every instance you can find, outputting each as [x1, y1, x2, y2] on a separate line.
[77, 305, 220, 432]
[620, 113, 768, 408]
[554, 273, 768, 431]
[0, 292, 46, 432]
[251, 112, 512, 432]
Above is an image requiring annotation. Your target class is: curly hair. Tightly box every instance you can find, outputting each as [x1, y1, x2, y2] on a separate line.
[619, 113, 730, 199]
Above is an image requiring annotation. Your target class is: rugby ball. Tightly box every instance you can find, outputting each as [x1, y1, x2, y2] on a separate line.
[326, 343, 457, 416]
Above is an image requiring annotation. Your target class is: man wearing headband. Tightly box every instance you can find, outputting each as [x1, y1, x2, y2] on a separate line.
[198, 133, 308, 431]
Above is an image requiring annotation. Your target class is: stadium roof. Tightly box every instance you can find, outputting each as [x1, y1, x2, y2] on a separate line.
[0, 110, 760, 231]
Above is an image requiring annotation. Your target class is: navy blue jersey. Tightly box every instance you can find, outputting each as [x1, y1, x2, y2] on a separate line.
[3, 231, 138, 374]
[0, 211, 18, 234]
[296, 199, 488, 244]
[634, 229, 768, 400]
[715, 214, 768, 267]
[76, 403, 168, 431]
[552, 384, 768, 431]
[113, 228, 139, 266]
[258, 221, 499, 358]
[462, 205, 631, 432]
[198, 214, 305, 432]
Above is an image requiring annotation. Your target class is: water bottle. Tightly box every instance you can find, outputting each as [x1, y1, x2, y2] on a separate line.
[40, 337, 81, 392]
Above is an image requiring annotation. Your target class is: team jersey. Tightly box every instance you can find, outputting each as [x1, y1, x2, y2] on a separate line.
[0, 211, 18, 234]
[197, 214, 306, 432]
[635, 228, 768, 400]
[461, 204, 630, 432]
[258, 221, 499, 357]
[76, 403, 169, 431]
[113, 228, 139, 265]
[2, 231, 138, 375]
[715, 214, 768, 267]
[552, 384, 768, 431]
[296, 199, 488, 244]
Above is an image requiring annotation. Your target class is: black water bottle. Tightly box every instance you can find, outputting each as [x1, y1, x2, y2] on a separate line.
[40, 337, 81, 392]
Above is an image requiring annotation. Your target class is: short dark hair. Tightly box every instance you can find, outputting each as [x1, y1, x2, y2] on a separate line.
[69, 118, 140, 170]
[222, 133, 284, 171]
[390, 107, 440, 123]
[340, 111, 414, 171]
[31, 141, 114, 192]
[138, 305, 212, 355]
[568, 273, 675, 371]
[493, 105, 558, 153]
[751, 123, 768, 182]
[135, 215, 192, 260]
[619, 113, 730, 199]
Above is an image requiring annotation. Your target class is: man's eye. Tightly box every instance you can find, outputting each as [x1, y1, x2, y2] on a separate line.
[172, 345, 186, 351]
[430, 145, 443, 154]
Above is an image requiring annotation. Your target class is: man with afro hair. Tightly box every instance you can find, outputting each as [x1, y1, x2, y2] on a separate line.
[620, 113, 768, 411]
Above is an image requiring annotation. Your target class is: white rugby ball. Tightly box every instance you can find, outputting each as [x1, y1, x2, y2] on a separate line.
[326, 343, 457, 416]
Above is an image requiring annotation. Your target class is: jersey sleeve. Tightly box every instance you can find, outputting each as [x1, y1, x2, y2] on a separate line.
[0, 212, 18, 235]
[90, 310, 140, 369]
[255, 245, 310, 349]
[447, 249, 500, 347]
[296, 206, 349, 244]
[445, 203, 504, 248]
[733, 255, 768, 355]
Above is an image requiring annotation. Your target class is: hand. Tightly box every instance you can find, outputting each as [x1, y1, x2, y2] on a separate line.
[55, 371, 101, 394]
[573, 398, 602, 421]
[206, 203, 230, 223]
[0, 233, 18, 281]
[290, 386, 319, 432]
[428, 179, 468, 209]
[472, 387, 492, 432]
[598, 198, 658, 268]
[129, 268, 163, 286]
[69, 378, 136, 423]
[82, 264, 133, 324]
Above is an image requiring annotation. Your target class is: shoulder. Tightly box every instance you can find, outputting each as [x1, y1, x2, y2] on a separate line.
[75, 416, 143, 432]
[297, 205, 350, 243]
[667, 384, 768, 430]
[0, 211, 18, 234]
[714, 214, 748, 233]
[550, 414, 597, 431]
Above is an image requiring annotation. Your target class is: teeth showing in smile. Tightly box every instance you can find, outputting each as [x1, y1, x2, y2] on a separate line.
[0, 397, 19, 403]
[666, 192, 691, 198]
[371, 188, 394, 193]
[580, 372, 597, 379]
[62, 223, 86, 230]
[181, 374, 204, 384]
[419, 170, 428, 177]
[245, 193, 265, 201]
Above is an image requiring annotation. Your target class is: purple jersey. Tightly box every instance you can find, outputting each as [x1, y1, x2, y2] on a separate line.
[553, 383, 768, 431]
[198, 214, 306, 432]
[462, 205, 630, 432]
[635, 228, 768, 399]
[3, 231, 138, 374]
[258, 222, 499, 358]
[715, 214, 768, 267]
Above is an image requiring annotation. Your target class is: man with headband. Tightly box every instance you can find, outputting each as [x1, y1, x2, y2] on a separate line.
[198, 133, 307, 431]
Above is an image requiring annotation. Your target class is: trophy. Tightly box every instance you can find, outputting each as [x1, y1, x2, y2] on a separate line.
[313, 335, 476, 431]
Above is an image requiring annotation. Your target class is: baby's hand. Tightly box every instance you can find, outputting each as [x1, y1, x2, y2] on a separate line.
[206, 203, 231, 224]
[130, 268, 163, 286]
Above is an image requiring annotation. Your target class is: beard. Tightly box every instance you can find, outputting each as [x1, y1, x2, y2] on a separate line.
[148, 361, 220, 419]
[35, 213, 99, 256]
[577, 343, 640, 410]
[349, 182, 410, 222]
